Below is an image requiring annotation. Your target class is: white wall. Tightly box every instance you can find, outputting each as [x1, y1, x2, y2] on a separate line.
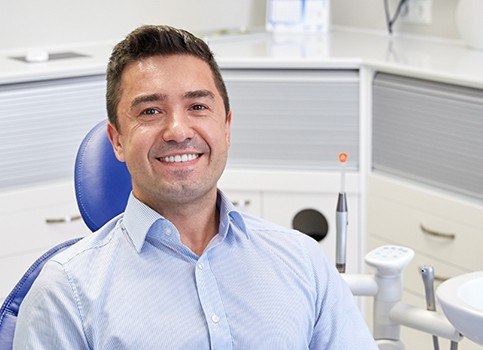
[331, 0, 461, 41]
[0, 0, 266, 50]
[0, 0, 462, 51]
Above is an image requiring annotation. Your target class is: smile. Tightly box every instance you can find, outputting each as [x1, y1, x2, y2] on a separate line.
[159, 153, 200, 163]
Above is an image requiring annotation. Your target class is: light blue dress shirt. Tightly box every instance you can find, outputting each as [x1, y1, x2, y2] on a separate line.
[14, 191, 377, 349]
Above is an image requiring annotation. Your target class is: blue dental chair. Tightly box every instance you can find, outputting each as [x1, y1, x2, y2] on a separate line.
[0, 119, 131, 349]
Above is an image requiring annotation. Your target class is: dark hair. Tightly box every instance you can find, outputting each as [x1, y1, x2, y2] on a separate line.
[106, 25, 230, 130]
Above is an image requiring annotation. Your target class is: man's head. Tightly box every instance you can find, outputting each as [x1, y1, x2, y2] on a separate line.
[106, 25, 232, 213]
[106, 25, 230, 130]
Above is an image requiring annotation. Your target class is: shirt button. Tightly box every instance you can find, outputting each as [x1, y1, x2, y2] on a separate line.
[198, 263, 204, 270]
[211, 314, 220, 323]
[163, 227, 172, 235]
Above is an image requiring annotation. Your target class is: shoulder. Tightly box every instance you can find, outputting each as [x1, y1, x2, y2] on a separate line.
[241, 212, 324, 252]
[240, 212, 333, 277]
[50, 213, 123, 266]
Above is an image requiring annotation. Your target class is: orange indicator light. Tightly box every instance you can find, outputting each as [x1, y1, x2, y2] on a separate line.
[338, 152, 348, 164]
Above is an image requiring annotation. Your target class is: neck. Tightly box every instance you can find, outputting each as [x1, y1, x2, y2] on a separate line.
[151, 190, 220, 256]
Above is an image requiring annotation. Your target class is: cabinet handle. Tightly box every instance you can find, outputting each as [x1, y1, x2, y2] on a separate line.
[46, 215, 81, 224]
[420, 224, 455, 240]
[231, 200, 251, 208]
[434, 275, 449, 283]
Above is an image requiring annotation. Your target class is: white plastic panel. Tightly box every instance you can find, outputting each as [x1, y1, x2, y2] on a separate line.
[222, 69, 359, 171]
[0, 75, 106, 189]
[373, 73, 483, 201]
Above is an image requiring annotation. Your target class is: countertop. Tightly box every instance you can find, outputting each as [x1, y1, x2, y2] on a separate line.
[1, 27, 483, 89]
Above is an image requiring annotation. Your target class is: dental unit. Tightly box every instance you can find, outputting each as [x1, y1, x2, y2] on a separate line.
[334, 153, 482, 349]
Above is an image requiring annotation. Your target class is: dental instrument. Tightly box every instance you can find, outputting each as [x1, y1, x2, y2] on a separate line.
[336, 152, 348, 273]
[333, 171, 464, 349]
[420, 265, 441, 350]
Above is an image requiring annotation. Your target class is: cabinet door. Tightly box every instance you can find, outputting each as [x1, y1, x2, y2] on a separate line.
[0, 75, 106, 189]
[262, 190, 361, 273]
[222, 69, 359, 171]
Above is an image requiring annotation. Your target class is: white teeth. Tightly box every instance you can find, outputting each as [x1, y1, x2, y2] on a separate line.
[161, 154, 199, 163]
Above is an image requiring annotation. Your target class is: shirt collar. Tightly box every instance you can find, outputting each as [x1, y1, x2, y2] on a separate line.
[122, 193, 164, 253]
[121, 190, 249, 254]
[217, 190, 249, 240]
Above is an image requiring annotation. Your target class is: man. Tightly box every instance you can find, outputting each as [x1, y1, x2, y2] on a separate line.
[14, 25, 377, 349]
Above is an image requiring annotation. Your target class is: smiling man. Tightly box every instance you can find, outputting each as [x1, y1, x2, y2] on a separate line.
[13, 25, 377, 349]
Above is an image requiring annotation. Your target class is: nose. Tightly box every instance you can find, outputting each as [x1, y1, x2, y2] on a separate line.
[162, 110, 194, 143]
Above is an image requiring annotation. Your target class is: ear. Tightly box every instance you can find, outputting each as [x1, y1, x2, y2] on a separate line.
[107, 122, 126, 162]
[225, 111, 232, 148]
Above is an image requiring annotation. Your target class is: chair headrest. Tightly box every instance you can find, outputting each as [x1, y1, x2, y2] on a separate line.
[74, 120, 132, 232]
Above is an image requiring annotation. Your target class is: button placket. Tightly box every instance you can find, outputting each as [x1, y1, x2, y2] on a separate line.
[194, 255, 232, 349]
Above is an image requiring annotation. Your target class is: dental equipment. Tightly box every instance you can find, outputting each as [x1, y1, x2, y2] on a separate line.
[420, 265, 442, 350]
[341, 246, 462, 349]
[333, 161, 464, 349]
[336, 152, 348, 273]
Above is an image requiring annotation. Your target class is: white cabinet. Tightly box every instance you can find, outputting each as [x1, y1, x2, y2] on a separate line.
[0, 74, 106, 302]
[366, 174, 483, 350]
[0, 181, 90, 303]
[370, 73, 483, 348]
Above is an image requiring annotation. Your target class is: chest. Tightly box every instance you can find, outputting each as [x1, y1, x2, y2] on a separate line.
[79, 248, 315, 349]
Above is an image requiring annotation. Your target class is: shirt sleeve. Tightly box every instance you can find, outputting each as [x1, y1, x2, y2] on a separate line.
[13, 260, 89, 350]
[301, 235, 378, 350]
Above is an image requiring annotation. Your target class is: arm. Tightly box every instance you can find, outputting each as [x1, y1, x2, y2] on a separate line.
[13, 260, 89, 349]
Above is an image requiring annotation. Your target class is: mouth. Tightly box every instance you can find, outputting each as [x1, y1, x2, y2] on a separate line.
[157, 153, 201, 164]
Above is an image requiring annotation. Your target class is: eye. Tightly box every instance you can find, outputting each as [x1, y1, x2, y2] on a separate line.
[141, 108, 159, 115]
[191, 104, 207, 111]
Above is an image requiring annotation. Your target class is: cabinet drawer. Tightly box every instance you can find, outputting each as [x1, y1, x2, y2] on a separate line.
[367, 175, 483, 272]
[0, 204, 88, 256]
[0, 181, 89, 256]
[368, 195, 483, 271]
[220, 190, 262, 217]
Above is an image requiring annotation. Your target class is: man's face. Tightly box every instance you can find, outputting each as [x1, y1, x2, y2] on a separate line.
[107, 54, 231, 211]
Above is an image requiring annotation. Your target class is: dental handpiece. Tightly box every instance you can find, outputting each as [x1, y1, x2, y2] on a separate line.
[420, 266, 440, 350]
[336, 192, 348, 273]
[336, 152, 348, 273]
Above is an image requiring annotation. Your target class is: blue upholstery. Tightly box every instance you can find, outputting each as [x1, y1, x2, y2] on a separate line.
[0, 119, 132, 348]
[0, 238, 82, 349]
[74, 119, 132, 232]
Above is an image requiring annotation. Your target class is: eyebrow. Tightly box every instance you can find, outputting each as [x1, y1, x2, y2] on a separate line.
[130, 93, 167, 109]
[184, 89, 215, 100]
[129, 90, 215, 110]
